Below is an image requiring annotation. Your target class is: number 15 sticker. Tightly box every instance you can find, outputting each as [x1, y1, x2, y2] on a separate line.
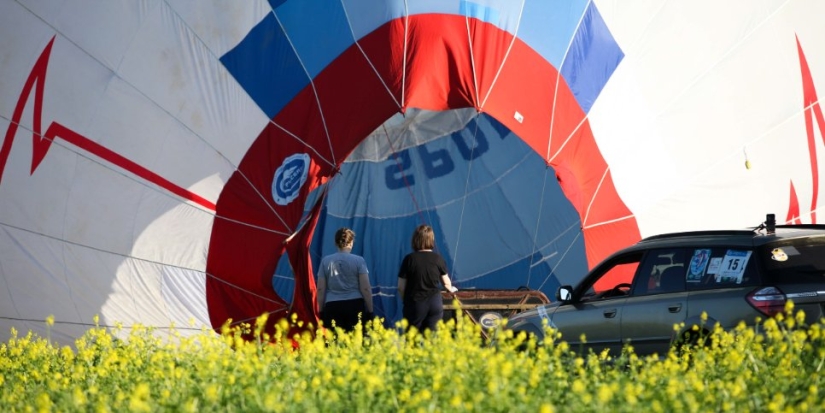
[716, 250, 752, 284]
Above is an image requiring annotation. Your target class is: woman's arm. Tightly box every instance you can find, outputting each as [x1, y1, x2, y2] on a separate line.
[441, 274, 458, 292]
[358, 272, 373, 313]
[316, 276, 326, 313]
[397, 277, 406, 301]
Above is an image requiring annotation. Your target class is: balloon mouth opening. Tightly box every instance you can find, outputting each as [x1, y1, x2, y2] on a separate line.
[270, 106, 593, 320]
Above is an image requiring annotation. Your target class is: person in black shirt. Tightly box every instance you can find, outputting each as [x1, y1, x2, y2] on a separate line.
[397, 224, 458, 332]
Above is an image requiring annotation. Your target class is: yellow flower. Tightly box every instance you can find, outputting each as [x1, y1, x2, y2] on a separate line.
[36, 392, 53, 412]
[796, 309, 806, 324]
[500, 361, 514, 378]
[72, 387, 87, 408]
[128, 383, 152, 412]
[539, 404, 555, 413]
[45, 315, 54, 327]
[597, 385, 614, 404]
[264, 393, 277, 410]
[450, 395, 462, 408]
[365, 374, 383, 392]
[204, 384, 219, 403]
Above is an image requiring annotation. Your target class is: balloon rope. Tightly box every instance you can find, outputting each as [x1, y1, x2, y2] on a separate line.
[270, 9, 338, 166]
[477, 0, 526, 109]
[402, 7, 409, 108]
[448, 114, 482, 280]
[283, 183, 330, 245]
[180, 8, 293, 232]
[536, 229, 583, 292]
[381, 124, 427, 224]
[464, 16, 480, 109]
[340, 1, 404, 110]
[0, 219, 287, 322]
[547, 4, 590, 159]
[524, 166, 552, 287]
[582, 166, 611, 228]
[0, 316, 210, 332]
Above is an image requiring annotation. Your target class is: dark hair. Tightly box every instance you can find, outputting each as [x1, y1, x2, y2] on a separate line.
[334, 228, 355, 249]
[411, 224, 435, 251]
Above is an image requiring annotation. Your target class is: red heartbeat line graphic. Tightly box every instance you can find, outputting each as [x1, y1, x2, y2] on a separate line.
[0, 36, 216, 211]
[787, 35, 825, 225]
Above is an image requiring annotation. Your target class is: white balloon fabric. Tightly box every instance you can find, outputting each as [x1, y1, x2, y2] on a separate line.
[1, 0, 824, 345]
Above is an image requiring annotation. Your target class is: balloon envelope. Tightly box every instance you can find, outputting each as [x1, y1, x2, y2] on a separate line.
[1, 0, 824, 344]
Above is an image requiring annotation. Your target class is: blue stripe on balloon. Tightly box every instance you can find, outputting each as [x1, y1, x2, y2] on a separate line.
[519, 0, 591, 69]
[219, 13, 307, 119]
[560, 3, 624, 114]
[459, 0, 500, 25]
[273, 0, 354, 79]
[268, 0, 287, 9]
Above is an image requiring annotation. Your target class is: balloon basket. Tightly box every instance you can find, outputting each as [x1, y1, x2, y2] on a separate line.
[441, 289, 551, 332]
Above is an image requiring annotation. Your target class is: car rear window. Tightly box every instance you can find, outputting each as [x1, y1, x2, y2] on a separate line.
[759, 238, 825, 284]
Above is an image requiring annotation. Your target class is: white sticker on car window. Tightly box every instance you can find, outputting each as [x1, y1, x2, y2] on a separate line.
[687, 249, 711, 282]
[716, 250, 752, 284]
[707, 257, 722, 275]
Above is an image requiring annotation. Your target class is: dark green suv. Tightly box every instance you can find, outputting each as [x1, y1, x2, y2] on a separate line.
[504, 215, 825, 356]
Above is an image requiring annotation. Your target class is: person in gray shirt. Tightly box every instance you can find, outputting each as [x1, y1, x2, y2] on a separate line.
[317, 227, 374, 332]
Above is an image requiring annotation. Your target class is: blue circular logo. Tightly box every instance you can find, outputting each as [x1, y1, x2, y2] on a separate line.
[272, 153, 310, 206]
[479, 312, 503, 329]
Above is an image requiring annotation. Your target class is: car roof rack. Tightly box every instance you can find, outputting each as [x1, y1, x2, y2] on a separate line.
[640, 224, 825, 244]
[774, 224, 825, 230]
[753, 214, 825, 234]
[639, 229, 755, 243]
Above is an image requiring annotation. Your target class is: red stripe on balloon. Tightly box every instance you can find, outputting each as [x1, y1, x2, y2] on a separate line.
[0, 36, 216, 211]
[791, 35, 825, 224]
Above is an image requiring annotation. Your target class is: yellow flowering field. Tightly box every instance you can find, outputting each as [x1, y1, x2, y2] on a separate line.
[2, 303, 824, 412]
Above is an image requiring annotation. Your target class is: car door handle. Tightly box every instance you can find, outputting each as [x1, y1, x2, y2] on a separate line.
[668, 304, 682, 313]
[603, 309, 617, 318]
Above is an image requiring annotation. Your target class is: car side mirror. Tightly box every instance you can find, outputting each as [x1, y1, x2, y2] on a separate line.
[556, 285, 573, 302]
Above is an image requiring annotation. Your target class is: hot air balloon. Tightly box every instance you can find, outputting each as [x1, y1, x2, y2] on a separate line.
[2, 0, 824, 345]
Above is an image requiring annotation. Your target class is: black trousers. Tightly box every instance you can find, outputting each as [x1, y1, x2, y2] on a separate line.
[322, 298, 366, 332]
[403, 292, 443, 332]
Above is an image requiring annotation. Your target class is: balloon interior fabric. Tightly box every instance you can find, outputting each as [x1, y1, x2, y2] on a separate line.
[1, 1, 824, 344]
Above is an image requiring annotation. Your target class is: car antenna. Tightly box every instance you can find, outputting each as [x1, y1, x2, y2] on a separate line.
[754, 213, 776, 235]
[765, 213, 776, 234]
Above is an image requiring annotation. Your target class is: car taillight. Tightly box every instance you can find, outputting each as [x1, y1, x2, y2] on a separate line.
[746, 286, 786, 317]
